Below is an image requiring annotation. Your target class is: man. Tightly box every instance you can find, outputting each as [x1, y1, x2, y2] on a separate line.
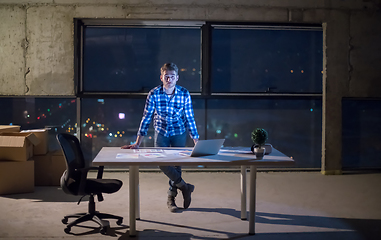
[122, 63, 199, 212]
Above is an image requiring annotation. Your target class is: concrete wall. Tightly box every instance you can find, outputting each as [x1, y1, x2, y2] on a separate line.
[1, 0, 381, 173]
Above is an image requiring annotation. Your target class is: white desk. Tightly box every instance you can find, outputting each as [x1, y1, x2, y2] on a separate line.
[92, 147, 294, 236]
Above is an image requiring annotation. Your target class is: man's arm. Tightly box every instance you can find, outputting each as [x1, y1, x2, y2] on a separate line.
[137, 92, 155, 136]
[121, 92, 155, 149]
[184, 92, 199, 142]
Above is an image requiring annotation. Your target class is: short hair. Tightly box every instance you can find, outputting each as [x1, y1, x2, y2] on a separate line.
[161, 63, 178, 75]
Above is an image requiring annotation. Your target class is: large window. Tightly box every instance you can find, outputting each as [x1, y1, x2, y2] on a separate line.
[82, 24, 202, 93]
[212, 26, 322, 93]
[76, 20, 323, 168]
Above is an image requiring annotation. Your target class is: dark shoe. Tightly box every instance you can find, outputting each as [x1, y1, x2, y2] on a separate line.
[167, 196, 178, 212]
[179, 183, 195, 209]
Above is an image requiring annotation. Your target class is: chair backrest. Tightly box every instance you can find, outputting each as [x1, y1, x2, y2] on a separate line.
[56, 133, 86, 195]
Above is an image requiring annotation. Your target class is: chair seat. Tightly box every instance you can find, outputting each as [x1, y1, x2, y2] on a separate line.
[85, 179, 123, 194]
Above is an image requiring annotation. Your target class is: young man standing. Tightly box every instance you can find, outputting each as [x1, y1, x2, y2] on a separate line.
[122, 63, 199, 212]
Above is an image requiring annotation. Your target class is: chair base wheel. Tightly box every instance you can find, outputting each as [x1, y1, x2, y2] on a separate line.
[62, 218, 68, 224]
[64, 227, 71, 233]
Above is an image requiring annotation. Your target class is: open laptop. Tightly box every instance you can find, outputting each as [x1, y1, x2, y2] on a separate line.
[181, 139, 225, 157]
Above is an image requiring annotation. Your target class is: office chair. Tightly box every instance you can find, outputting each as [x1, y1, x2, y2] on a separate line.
[56, 133, 123, 234]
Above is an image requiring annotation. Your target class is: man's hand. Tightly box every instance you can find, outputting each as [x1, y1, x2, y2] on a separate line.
[193, 138, 199, 145]
[121, 143, 139, 149]
[121, 135, 143, 149]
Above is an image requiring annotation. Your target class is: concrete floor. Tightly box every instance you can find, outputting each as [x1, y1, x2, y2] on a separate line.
[0, 171, 381, 240]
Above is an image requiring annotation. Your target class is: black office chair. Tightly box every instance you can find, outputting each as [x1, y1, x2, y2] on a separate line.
[56, 133, 123, 234]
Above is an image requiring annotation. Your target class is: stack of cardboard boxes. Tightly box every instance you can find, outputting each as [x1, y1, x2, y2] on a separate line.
[0, 125, 67, 195]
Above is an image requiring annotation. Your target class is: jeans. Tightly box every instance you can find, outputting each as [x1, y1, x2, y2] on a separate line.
[155, 131, 187, 197]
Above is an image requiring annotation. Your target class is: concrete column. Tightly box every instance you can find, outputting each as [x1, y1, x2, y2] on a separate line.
[0, 6, 27, 95]
[321, 10, 350, 175]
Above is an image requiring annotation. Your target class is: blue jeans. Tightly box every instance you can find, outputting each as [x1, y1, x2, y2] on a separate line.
[155, 131, 187, 197]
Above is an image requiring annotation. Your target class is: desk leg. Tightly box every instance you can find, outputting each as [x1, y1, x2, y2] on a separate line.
[129, 166, 138, 236]
[249, 165, 257, 235]
[240, 166, 247, 220]
[135, 166, 140, 220]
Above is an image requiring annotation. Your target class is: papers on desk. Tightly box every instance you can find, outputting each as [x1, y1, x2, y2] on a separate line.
[140, 153, 166, 158]
[133, 149, 163, 153]
[115, 152, 166, 159]
[116, 153, 139, 159]
[114, 149, 198, 161]
[179, 151, 191, 156]
[164, 149, 189, 156]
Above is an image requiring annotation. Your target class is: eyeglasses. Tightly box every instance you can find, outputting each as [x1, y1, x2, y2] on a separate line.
[163, 75, 177, 80]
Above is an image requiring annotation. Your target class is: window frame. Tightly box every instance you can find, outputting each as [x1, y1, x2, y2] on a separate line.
[74, 19, 323, 168]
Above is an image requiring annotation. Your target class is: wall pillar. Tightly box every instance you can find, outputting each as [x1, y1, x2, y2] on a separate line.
[321, 11, 350, 175]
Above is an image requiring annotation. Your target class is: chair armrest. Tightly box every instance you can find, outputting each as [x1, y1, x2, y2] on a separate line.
[79, 166, 104, 179]
[97, 166, 104, 179]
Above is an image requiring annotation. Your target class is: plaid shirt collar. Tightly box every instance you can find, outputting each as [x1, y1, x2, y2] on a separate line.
[158, 84, 178, 96]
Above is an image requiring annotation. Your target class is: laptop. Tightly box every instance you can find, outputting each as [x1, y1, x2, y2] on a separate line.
[181, 139, 225, 157]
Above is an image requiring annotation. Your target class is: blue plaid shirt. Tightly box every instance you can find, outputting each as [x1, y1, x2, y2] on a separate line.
[137, 85, 199, 139]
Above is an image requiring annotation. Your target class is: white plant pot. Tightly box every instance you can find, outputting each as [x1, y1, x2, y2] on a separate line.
[254, 147, 266, 160]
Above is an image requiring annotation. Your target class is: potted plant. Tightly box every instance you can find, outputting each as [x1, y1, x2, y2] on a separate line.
[251, 128, 268, 159]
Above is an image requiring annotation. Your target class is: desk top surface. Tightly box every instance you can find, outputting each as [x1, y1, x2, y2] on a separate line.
[92, 147, 294, 166]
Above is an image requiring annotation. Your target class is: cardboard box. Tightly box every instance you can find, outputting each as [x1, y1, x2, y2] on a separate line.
[0, 160, 34, 195]
[34, 150, 66, 186]
[0, 132, 40, 161]
[0, 125, 20, 133]
[21, 129, 49, 155]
